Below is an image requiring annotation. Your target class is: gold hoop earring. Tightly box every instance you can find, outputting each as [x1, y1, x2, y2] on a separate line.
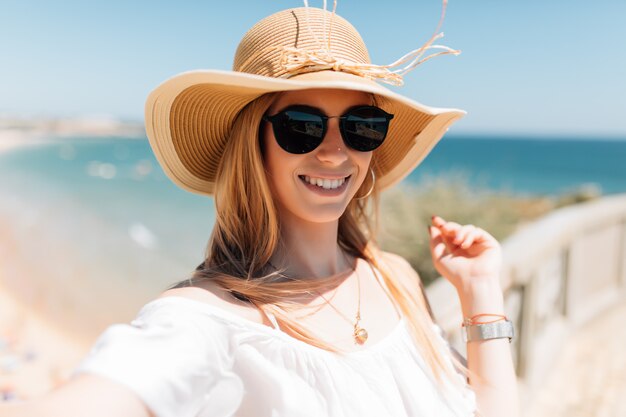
[355, 168, 375, 200]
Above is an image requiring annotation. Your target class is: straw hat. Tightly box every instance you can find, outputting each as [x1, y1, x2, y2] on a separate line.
[145, 4, 464, 196]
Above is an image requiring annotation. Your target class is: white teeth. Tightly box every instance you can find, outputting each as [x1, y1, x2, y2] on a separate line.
[302, 175, 348, 190]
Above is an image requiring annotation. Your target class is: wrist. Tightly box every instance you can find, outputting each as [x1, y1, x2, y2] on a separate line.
[457, 278, 505, 319]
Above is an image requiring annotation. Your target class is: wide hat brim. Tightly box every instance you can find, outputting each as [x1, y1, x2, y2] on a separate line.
[145, 68, 465, 196]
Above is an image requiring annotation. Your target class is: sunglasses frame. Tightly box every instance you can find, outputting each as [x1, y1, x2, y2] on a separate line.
[262, 104, 394, 154]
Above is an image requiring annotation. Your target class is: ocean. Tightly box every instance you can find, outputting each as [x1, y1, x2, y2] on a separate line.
[0, 135, 624, 336]
[408, 135, 626, 196]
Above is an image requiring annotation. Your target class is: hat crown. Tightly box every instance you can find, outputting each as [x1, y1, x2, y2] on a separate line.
[233, 7, 371, 78]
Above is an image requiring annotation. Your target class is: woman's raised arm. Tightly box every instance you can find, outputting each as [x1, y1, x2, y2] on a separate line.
[428, 215, 520, 417]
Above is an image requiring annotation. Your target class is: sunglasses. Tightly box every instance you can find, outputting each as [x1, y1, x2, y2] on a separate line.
[262, 105, 394, 154]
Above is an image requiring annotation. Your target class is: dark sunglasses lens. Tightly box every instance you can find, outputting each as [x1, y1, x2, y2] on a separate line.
[273, 109, 325, 154]
[342, 107, 391, 152]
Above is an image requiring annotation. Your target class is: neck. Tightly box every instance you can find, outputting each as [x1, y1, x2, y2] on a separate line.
[271, 214, 353, 279]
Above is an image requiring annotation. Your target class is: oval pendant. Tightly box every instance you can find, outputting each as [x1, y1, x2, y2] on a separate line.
[354, 327, 368, 345]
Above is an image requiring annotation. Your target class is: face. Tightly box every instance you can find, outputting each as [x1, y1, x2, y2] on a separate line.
[261, 88, 374, 225]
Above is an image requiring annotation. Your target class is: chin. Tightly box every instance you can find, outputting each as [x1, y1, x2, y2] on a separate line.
[305, 209, 348, 224]
[285, 201, 351, 224]
[271, 179, 359, 224]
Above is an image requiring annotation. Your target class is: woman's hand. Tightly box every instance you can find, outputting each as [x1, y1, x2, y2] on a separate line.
[427, 215, 502, 294]
[428, 216, 519, 417]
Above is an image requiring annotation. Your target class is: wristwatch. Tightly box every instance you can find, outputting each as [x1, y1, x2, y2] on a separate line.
[462, 319, 514, 343]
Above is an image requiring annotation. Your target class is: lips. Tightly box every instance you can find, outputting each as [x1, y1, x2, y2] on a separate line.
[298, 174, 351, 194]
[300, 175, 350, 190]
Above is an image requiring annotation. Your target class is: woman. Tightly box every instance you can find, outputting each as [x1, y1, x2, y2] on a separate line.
[1, 3, 519, 417]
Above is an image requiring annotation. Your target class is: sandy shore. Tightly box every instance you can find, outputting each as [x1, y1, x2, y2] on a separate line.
[0, 287, 92, 402]
[0, 211, 93, 401]
[0, 134, 95, 403]
[0, 131, 47, 155]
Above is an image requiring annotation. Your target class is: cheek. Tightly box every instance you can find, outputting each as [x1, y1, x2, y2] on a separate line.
[355, 152, 374, 183]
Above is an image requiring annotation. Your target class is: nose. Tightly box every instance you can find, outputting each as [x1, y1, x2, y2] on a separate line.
[314, 118, 348, 165]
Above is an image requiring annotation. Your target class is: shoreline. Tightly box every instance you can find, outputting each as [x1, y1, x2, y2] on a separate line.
[0, 131, 48, 155]
[0, 180, 166, 403]
[0, 135, 109, 403]
[0, 121, 147, 156]
[0, 286, 92, 402]
[0, 206, 96, 402]
[0, 212, 160, 403]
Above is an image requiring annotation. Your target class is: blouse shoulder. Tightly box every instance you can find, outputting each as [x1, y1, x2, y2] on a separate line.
[71, 296, 243, 417]
[377, 251, 426, 299]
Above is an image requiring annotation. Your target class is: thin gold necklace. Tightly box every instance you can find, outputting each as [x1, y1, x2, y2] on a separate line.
[267, 257, 368, 345]
[315, 264, 368, 345]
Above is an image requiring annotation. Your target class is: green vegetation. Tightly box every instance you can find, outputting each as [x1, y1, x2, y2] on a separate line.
[376, 172, 602, 287]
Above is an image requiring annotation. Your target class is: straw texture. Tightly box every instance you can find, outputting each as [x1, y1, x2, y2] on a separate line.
[144, 7, 465, 196]
[234, 8, 370, 78]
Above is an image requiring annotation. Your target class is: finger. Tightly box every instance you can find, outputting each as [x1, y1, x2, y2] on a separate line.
[431, 215, 446, 227]
[428, 226, 448, 260]
[433, 223, 470, 253]
[434, 217, 484, 243]
[473, 228, 498, 246]
[432, 215, 458, 230]
[431, 219, 462, 248]
[432, 217, 464, 237]
[442, 224, 464, 240]
[452, 225, 476, 245]
[459, 228, 481, 248]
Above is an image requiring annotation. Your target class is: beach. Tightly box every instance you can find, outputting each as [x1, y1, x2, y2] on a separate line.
[0, 132, 45, 155]
[0, 283, 91, 401]
[0, 133, 89, 401]
[1, 128, 625, 406]
[0, 125, 162, 403]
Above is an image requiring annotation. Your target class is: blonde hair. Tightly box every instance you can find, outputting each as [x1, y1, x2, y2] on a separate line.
[167, 91, 481, 408]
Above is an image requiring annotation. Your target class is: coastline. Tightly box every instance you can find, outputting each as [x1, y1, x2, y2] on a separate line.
[0, 165, 94, 401]
[0, 124, 146, 403]
[0, 115, 146, 156]
[0, 131, 47, 155]
[0, 244, 94, 403]
[0, 285, 92, 401]
[0, 206, 161, 403]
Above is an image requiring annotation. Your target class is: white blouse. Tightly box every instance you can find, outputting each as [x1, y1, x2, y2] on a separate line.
[71, 296, 477, 417]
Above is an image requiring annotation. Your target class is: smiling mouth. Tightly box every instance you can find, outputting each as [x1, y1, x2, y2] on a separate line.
[298, 175, 351, 190]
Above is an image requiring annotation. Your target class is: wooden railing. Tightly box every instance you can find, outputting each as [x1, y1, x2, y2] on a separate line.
[426, 193, 626, 407]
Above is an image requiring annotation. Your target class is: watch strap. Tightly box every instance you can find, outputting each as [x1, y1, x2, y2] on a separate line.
[462, 319, 514, 343]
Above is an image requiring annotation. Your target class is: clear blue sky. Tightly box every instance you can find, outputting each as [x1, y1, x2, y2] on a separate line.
[1, 0, 625, 138]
